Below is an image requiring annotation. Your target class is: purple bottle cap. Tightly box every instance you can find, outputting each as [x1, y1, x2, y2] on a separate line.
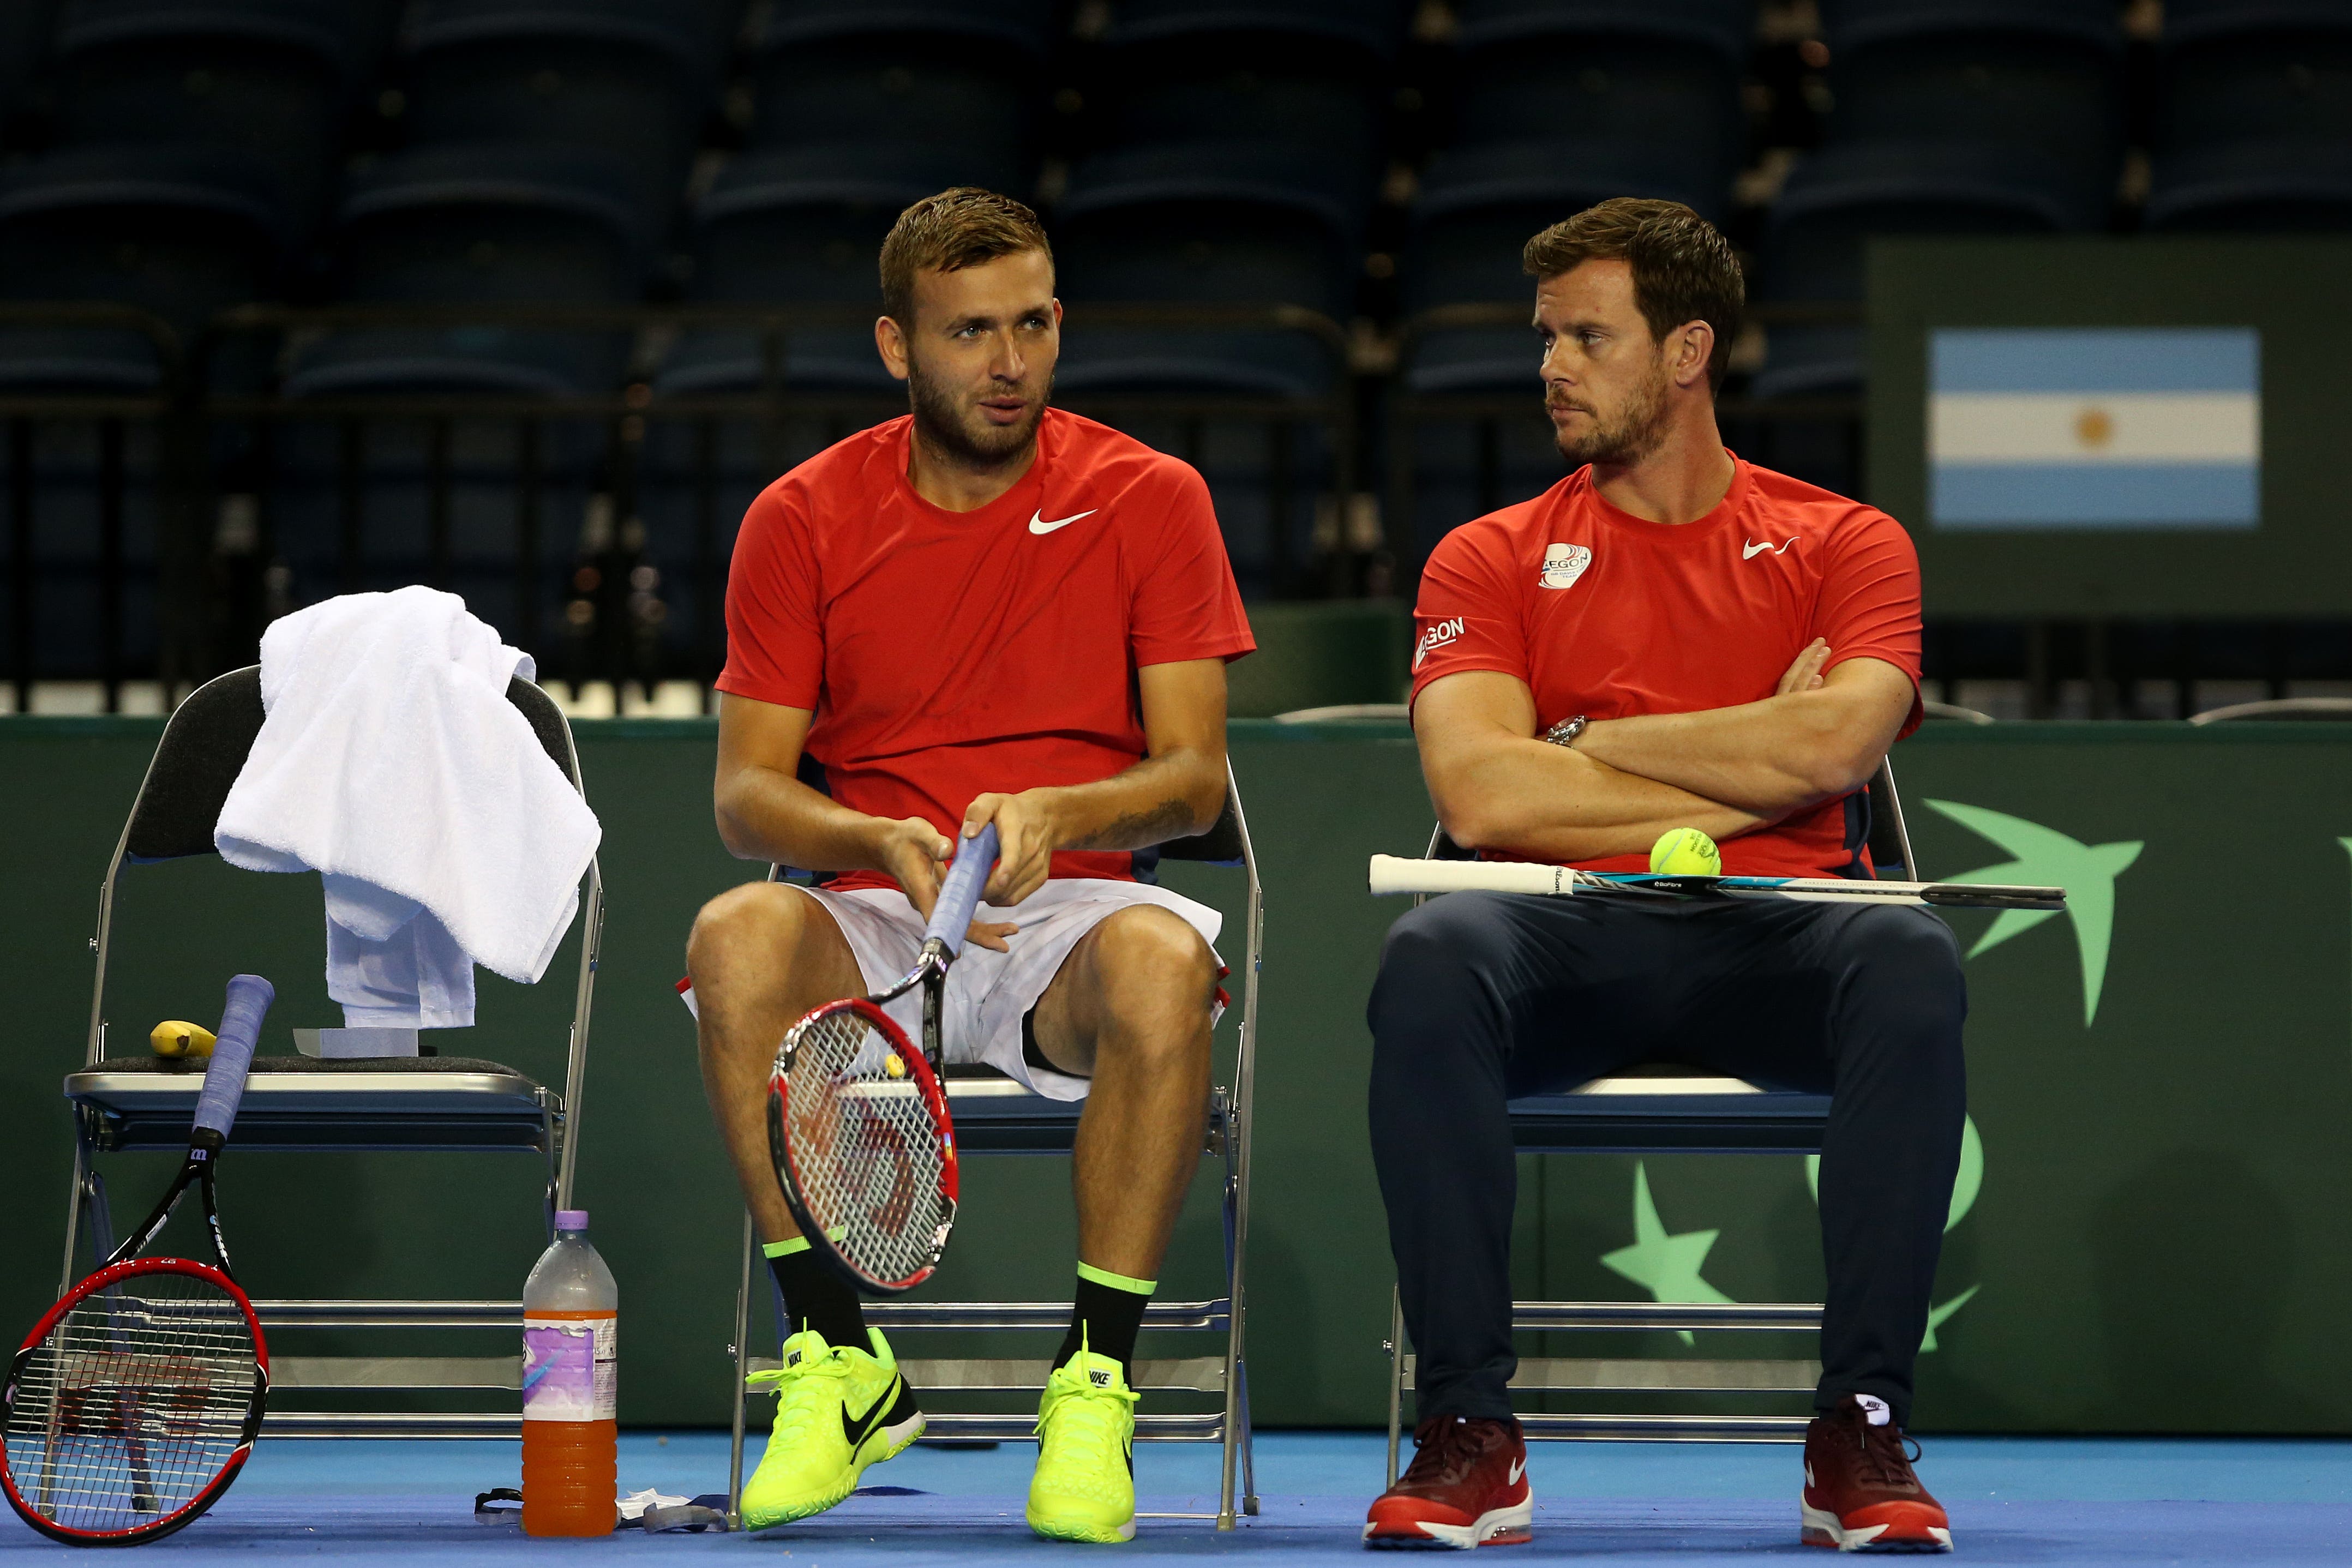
[554, 1209, 589, 1231]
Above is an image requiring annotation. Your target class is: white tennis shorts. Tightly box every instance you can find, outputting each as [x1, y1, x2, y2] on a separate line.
[790, 877, 1225, 1102]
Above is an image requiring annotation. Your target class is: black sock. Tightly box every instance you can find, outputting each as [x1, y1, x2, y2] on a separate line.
[765, 1239, 869, 1353]
[1054, 1264, 1154, 1372]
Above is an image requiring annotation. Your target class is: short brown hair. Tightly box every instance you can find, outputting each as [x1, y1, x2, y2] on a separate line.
[878, 187, 1053, 326]
[1522, 198, 1744, 393]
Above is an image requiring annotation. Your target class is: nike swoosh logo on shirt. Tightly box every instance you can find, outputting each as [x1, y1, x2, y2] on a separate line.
[1743, 538, 1797, 560]
[1028, 508, 1096, 536]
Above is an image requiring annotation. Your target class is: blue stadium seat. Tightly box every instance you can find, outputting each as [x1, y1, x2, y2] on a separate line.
[1817, 0, 2126, 207]
[284, 146, 647, 398]
[759, 0, 1057, 59]
[1100, 0, 1411, 58]
[49, 0, 377, 225]
[1753, 139, 2095, 400]
[2144, 139, 2352, 232]
[745, 13, 1040, 178]
[1052, 140, 1366, 397]
[0, 146, 286, 391]
[1443, 2, 1751, 180]
[0, 0, 63, 120]
[399, 0, 724, 230]
[1402, 138, 1727, 394]
[1451, 0, 1753, 59]
[655, 144, 1015, 396]
[2158, 0, 2352, 152]
[1094, 53, 1389, 169]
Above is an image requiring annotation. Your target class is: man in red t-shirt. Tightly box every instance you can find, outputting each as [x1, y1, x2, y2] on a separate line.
[683, 190, 1253, 1541]
[1364, 201, 1964, 1554]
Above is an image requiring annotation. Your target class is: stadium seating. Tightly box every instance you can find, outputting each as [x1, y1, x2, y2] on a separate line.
[1051, 140, 1366, 397]
[0, 145, 286, 391]
[1100, 0, 1410, 58]
[1443, 1, 1753, 183]
[2158, 0, 2352, 152]
[2144, 139, 2352, 232]
[283, 145, 646, 398]
[1816, 0, 2126, 212]
[0, 0, 62, 121]
[47, 0, 387, 227]
[397, 0, 725, 230]
[744, 4, 1043, 179]
[760, 0, 1055, 59]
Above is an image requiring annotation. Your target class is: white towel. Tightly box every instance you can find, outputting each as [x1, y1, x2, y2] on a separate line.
[215, 586, 601, 1028]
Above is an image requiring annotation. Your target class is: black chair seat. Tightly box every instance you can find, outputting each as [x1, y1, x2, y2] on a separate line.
[1509, 1071, 1832, 1156]
[67, 1054, 551, 1153]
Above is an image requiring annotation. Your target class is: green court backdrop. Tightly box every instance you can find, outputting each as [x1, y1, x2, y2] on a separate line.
[3, 718, 2348, 1435]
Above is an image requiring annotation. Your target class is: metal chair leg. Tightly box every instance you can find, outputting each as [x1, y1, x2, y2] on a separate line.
[1385, 1284, 1407, 1486]
[1238, 1357, 1258, 1515]
[727, 1210, 753, 1531]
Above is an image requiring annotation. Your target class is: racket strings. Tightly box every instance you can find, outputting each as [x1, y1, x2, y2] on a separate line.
[783, 1008, 951, 1286]
[3, 1272, 258, 1534]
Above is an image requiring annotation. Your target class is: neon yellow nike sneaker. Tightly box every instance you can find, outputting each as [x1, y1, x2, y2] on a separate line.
[1027, 1345, 1140, 1543]
[740, 1327, 924, 1530]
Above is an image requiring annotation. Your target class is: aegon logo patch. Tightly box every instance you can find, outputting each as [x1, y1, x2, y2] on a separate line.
[1539, 542, 1592, 590]
[1414, 616, 1465, 671]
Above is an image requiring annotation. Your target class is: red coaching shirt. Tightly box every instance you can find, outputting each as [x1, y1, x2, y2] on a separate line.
[1409, 454, 1924, 878]
[717, 408, 1255, 892]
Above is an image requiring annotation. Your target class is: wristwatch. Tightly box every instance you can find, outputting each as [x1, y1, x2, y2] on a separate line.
[1543, 714, 1588, 747]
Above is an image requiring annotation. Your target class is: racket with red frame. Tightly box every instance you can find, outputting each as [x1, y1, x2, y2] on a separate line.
[767, 824, 999, 1294]
[2, 974, 275, 1546]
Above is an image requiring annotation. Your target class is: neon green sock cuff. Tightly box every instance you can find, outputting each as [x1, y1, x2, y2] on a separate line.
[1076, 1261, 1157, 1296]
[762, 1237, 811, 1260]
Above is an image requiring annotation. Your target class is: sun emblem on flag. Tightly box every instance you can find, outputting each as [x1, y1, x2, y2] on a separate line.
[2073, 406, 2114, 449]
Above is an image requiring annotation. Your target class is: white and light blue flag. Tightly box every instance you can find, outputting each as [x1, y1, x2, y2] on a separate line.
[1929, 327, 2260, 530]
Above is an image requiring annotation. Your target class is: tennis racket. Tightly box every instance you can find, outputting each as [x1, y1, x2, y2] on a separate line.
[2, 974, 275, 1546]
[1369, 854, 2065, 911]
[767, 823, 1000, 1295]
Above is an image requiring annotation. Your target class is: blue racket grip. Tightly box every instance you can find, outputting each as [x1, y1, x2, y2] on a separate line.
[192, 974, 274, 1141]
[922, 822, 1000, 958]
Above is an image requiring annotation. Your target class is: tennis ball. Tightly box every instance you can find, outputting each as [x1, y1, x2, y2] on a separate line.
[1649, 827, 1721, 876]
[884, 1052, 907, 1079]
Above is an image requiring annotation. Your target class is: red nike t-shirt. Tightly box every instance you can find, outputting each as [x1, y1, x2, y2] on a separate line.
[717, 408, 1256, 891]
[1408, 454, 1924, 878]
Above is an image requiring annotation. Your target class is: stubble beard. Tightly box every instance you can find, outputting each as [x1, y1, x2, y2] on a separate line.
[1551, 353, 1672, 469]
[906, 352, 1052, 471]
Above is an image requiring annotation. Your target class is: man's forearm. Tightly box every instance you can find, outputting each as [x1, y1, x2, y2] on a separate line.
[714, 766, 895, 872]
[1430, 735, 1768, 862]
[1045, 746, 1226, 853]
[1573, 689, 1885, 814]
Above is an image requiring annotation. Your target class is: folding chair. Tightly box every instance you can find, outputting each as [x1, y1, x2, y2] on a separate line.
[726, 764, 1263, 1529]
[1384, 758, 1921, 1477]
[58, 664, 604, 1438]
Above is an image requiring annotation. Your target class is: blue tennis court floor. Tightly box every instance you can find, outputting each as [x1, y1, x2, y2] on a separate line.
[5, 1432, 2347, 1563]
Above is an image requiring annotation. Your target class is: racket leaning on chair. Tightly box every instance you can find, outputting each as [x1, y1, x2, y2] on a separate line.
[767, 824, 1001, 1296]
[2, 974, 277, 1546]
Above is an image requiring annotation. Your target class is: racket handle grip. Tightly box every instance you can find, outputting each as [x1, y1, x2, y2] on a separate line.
[193, 973, 274, 1140]
[923, 822, 1000, 957]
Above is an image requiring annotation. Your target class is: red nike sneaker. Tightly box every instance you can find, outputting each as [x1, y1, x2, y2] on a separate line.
[1801, 1395, 1953, 1552]
[1363, 1415, 1533, 1549]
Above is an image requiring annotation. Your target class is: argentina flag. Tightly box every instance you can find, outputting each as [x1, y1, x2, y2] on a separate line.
[1929, 328, 2260, 530]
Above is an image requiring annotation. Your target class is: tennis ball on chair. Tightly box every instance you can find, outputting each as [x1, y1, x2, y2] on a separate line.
[1649, 828, 1721, 876]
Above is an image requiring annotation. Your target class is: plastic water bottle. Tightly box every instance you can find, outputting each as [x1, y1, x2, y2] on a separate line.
[521, 1210, 617, 1536]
